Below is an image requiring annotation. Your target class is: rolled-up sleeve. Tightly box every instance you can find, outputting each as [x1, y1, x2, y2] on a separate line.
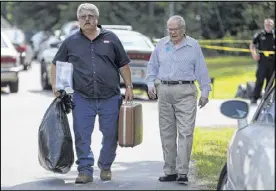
[195, 42, 212, 98]
[145, 43, 160, 88]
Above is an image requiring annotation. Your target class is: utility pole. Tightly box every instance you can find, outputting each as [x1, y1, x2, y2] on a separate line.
[164, 2, 175, 36]
[169, 2, 175, 17]
[149, 2, 154, 38]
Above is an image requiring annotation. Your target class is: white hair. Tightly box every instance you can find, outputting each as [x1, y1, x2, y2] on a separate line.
[264, 18, 274, 26]
[77, 3, 99, 18]
[168, 15, 186, 30]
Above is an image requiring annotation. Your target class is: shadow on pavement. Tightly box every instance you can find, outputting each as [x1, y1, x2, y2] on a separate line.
[28, 89, 54, 98]
[1, 161, 200, 190]
[1, 90, 9, 95]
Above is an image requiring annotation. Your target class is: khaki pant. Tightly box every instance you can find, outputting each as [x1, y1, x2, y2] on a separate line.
[157, 83, 197, 175]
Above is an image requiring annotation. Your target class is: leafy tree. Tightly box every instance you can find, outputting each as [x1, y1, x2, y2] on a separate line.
[1, 1, 275, 40]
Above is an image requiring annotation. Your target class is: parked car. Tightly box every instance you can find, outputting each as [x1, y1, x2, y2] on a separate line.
[39, 25, 158, 98]
[36, 34, 59, 64]
[31, 30, 48, 59]
[2, 27, 34, 70]
[59, 21, 79, 41]
[110, 27, 156, 92]
[39, 25, 78, 90]
[1, 31, 23, 93]
[1, 16, 12, 29]
[217, 76, 275, 190]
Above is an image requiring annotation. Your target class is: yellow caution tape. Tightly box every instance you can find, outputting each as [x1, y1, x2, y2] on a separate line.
[201, 45, 251, 52]
[153, 38, 252, 44]
[200, 45, 275, 56]
[152, 39, 275, 56]
[198, 39, 251, 44]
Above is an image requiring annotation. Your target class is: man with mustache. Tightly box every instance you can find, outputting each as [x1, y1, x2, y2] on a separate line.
[51, 3, 133, 184]
[145, 15, 211, 185]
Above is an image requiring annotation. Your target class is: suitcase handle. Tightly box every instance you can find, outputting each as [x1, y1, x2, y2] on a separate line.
[124, 101, 134, 105]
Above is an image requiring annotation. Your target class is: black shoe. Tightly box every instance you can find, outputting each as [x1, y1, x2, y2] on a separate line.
[158, 174, 177, 182]
[176, 174, 188, 185]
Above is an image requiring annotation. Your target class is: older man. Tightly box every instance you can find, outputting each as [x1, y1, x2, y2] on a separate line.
[145, 15, 211, 184]
[51, 3, 133, 183]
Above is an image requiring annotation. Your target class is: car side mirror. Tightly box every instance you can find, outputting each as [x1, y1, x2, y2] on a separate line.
[220, 100, 249, 119]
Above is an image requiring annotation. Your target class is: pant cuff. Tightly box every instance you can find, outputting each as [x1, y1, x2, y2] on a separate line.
[78, 166, 93, 176]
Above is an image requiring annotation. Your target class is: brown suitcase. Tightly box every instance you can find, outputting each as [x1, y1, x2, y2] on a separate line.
[118, 102, 143, 147]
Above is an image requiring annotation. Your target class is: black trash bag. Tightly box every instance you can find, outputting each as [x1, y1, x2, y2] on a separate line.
[38, 90, 75, 174]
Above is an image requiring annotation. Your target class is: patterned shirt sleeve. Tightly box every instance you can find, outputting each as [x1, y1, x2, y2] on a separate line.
[145, 42, 160, 88]
[194, 42, 212, 98]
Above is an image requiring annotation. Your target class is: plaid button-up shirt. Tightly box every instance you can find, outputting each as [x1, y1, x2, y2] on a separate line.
[145, 35, 211, 98]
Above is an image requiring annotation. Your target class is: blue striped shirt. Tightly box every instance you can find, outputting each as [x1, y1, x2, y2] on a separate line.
[145, 35, 212, 98]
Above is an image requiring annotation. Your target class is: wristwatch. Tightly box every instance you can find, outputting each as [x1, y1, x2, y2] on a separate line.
[126, 84, 133, 89]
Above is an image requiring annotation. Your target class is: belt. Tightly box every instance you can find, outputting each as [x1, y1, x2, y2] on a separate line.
[161, 80, 194, 85]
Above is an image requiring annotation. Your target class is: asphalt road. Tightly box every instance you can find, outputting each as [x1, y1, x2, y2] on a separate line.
[1, 61, 258, 190]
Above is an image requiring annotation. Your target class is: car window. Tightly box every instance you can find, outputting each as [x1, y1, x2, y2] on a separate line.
[1, 36, 8, 48]
[255, 89, 275, 125]
[116, 34, 153, 49]
[61, 21, 79, 37]
[3, 29, 25, 44]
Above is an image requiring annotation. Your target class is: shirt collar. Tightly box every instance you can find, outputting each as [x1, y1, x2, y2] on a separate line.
[165, 37, 170, 44]
[165, 35, 192, 47]
[78, 25, 106, 36]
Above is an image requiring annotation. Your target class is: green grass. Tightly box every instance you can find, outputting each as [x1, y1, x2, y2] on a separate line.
[134, 56, 256, 99]
[191, 127, 236, 190]
[201, 56, 257, 99]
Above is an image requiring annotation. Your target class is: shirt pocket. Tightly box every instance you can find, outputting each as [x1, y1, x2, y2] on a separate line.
[158, 49, 171, 65]
[94, 43, 115, 62]
[94, 42, 114, 56]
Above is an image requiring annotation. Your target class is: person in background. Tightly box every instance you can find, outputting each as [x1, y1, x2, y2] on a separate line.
[51, 3, 133, 184]
[250, 18, 275, 104]
[145, 15, 211, 185]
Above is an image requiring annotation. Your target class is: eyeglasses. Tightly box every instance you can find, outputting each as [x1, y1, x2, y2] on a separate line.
[265, 23, 273, 27]
[167, 26, 184, 32]
[79, 14, 97, 20]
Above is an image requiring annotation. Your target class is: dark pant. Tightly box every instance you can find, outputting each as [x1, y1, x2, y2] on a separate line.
[72, 92, 122, 176]
[253, 60, 275, 100]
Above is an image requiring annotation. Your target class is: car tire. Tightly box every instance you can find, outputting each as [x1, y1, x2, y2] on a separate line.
[217, 163, 227, 190]
[41, 60, 52, 90]
[27, 61, 32, 69]
[23, 64, 28, 70]
[9, 80, 19, 93]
